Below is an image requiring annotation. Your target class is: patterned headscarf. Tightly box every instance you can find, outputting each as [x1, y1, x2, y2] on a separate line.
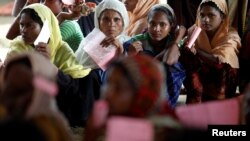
[108, 54, 167, 117]
[194, 0, 241, 68]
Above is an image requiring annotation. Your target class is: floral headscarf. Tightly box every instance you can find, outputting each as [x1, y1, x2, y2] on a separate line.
[108, 54, 168, 117]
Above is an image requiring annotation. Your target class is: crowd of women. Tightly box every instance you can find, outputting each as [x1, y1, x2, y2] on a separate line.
[0, 0, 250, 140]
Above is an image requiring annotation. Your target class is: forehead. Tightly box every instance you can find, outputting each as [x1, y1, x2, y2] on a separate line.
[20, 13, 33, 22]
[200, 5, 220, 14]
[100, 9, 122, 18]
[149, 11, 169, 22]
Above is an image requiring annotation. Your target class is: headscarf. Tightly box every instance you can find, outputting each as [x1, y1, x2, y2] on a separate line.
[8, 3, 90, 78]
[107, 54, 171, 117]
[194, 0, 241, 68]
[126, 0, 161, 36]
[94, 0, 129, 34]
[0, 52, 72, 141]
[75, 0, 130, 68]
[151, 3, 175, 18]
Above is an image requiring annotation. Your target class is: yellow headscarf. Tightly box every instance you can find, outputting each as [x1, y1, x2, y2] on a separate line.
[7, 3, 91, 78]
[194, 0, 241, 68]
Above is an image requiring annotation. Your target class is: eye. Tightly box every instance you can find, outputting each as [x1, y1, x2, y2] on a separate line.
[101, 17, 110, 22]
[114, 17, 121, 22]
[149, 22, 156, 27]
[208, 13, 215, 18]
[200, 13, 205, 18]
[159, 22, 167, 28]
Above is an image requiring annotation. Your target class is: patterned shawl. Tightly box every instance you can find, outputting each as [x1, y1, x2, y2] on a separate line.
[108, 54, 170, 117]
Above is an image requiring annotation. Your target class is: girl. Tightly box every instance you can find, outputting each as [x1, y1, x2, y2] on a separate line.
[124, 4, 186, 108]
[182, 0, 241, 103]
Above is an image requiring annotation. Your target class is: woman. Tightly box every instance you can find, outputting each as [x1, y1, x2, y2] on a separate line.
[75, 0, 130, 81]
[0, 52, 73, 141]
[182, 0, 241, 103]
[5, 3, 99, 127]
[7, 0, 84, 52]
[124, 4, 186, 108]
[84, 54, 178, 141]
[123, 0, 164, 36]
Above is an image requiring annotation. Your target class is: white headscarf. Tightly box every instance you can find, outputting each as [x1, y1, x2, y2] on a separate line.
[94, 0, 129, 33]
[75, 0, 130, 69]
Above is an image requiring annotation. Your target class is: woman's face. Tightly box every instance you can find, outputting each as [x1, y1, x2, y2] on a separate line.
[123, 0, 138, 12]
[19, 13, 42, 45]
[199, 5, 223, 34]
[44, 0, 63, 15]
[99, 9, 124, 37]
[102, 67, 134, 116]
[148, 11, 171, 42]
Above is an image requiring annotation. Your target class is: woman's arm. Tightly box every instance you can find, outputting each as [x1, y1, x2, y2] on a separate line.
[6, 15, 21, 40]
[196, 48, 219, 65]
[163, 26, 186, 65]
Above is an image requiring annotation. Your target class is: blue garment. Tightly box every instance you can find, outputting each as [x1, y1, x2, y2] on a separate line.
[165, 63, 186, 107]
[124, 32, 186, 107]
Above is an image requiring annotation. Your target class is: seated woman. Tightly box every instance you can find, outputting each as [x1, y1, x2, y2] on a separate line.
[0, 52, 73, 141]
[181, 0, 241, 103]
[123, 0, 164, 36]
[84, 54, 178, 141]
[124, 4, 186, 108]
[75, 0, 130, 82]
[7, 0, 84, 52]
[5, 3, 99, 127]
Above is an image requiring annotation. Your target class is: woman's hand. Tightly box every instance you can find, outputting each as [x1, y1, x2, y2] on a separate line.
[100, 36, 124, 55]
[175, 25, 186, 39]
[35, 42, 51, 59]
[127, 41, 143, 56]
[163, 43, 180, 65]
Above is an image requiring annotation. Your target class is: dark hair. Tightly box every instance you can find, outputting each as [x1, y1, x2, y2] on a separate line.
[200, 1, 225, 18]
[20, 8, 43, 28]
[147, 5, 177, 35]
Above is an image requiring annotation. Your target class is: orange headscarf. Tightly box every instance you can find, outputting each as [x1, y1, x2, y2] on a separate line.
[126, 0, 161, 36]
[194, 0, 241, 68]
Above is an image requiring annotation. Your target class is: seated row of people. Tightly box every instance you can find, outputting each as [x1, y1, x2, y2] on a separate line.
[0, 0, 247, 128]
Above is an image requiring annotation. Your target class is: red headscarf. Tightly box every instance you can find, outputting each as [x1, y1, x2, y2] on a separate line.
[109, 54, 176, 118]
